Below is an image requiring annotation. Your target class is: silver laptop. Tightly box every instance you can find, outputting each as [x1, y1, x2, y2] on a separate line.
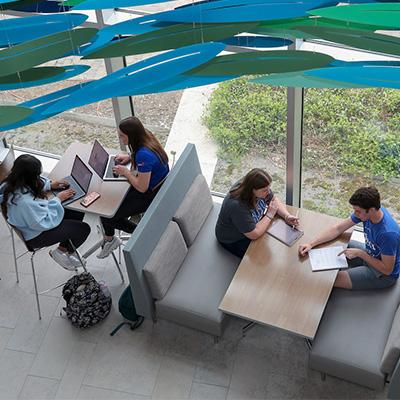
[88, 140, 129, 181]
[54, 155, 93, 206]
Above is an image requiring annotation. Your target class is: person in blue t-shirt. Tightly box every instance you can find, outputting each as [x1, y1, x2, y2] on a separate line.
[299, 187, 400, 290]
[98, 116, 169, 259]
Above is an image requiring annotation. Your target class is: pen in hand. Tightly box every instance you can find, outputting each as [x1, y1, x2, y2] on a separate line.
[292, 210, 299, 230]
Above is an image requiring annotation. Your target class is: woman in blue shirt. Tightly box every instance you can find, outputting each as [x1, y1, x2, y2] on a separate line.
[0, 155, 90, 270]
[98, 116, 169, 258]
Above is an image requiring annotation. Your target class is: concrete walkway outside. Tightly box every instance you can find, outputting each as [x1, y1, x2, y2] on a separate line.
[165, 85, 218, 186]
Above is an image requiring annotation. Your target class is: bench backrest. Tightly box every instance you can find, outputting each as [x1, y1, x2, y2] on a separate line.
[123, 143, 202, 319]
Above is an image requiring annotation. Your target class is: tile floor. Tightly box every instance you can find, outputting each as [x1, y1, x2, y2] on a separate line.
[0, 215, 388, 399]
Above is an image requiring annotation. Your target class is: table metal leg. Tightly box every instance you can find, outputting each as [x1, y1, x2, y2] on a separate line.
[242, 321, 256, 337]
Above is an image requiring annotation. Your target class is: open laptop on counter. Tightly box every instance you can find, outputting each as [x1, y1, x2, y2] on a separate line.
[88, 139, 130, 181]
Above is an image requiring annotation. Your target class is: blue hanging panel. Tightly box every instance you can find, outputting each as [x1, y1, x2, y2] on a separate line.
[44, 42, 226, 115]
[8, 0, 72, 12]
[80, 16, 170, 56]
[154, 0, 338, 23]
[0, 13, 88, 47]
[0, 83, 90, 131]
[307, 65, 400, 89]
[68, 0, 172, 10]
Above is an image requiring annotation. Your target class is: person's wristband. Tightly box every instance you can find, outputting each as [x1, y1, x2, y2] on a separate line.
[285, 214, 290, 222]
[265, 214, 271, 220]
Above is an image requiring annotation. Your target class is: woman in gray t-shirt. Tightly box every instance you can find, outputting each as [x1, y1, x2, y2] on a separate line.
[215, 168, 299, 258]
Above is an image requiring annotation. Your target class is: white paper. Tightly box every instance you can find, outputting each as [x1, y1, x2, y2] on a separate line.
[309, 246, 348, 272]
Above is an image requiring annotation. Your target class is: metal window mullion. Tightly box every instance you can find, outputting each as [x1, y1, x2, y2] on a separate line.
[95, 10, 134, 150]
[286, 40, 304, 207]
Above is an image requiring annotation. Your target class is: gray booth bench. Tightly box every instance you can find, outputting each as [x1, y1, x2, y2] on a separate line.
[310, 266, 400, 394]
[123, 143, 240, 337]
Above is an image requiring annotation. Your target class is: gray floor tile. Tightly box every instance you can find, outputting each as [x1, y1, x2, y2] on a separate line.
[152, 355, 196, 399]
[0, 327, 13, 355]
[6, 295, 59, 354]
[18, 376, 59, 400]
[29, 317, 82, 380]
[77, 385, 150, 399]
[55, 341, 96, 400]
[0, 349, 35, 399]
[83, 342, 161, 396]
[189, 382, 227, 400]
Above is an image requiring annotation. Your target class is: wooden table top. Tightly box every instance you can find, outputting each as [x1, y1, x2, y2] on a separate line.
[48, 142, 130, 218]
[219, 206, 351, 339]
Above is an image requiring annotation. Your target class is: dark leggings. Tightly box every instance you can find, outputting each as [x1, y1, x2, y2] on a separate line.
[218, 237, 251, 259]
[26, 209, 90, 253]
[100, 186, 155, 237]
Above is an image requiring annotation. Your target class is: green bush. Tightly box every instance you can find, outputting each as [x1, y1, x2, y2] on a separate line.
[204, 78, 400, 179]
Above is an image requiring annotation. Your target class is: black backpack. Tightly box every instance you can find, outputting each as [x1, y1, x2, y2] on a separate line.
[62, 272, 112, 329]
[110, 285, 144, 336]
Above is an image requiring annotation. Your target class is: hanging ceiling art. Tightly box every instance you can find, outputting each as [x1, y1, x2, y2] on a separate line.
[0, 0, 399, 130]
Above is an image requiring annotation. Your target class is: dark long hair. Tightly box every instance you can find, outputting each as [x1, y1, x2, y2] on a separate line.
[230, 168, 272, 208]
[119, 116, 168, 167]
[1, 155, 46, 218]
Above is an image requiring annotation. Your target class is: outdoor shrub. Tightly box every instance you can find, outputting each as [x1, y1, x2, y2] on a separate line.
[205, 78, 400, 179]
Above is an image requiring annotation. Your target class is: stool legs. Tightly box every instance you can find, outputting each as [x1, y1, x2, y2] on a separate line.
[30, 252, 42, 320]
[111, 251, 124, 283]
[10, 228, 19, 283]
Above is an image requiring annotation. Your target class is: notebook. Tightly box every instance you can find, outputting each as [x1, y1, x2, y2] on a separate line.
[309, 245, 349, 272]
[88, 139, 129, 181]
[267, 218, 304, 247]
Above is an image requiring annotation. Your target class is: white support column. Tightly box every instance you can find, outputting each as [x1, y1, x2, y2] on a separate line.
[95, 10, 134, 149]
[286, 39, 304, 207]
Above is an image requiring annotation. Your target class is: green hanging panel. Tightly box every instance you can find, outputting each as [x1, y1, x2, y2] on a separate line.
[0, 106, 33, 126]
[0, 28, 97, 78]
[308, 3, 400, 29]
[296, 26, 400, 57]
[187, 50, 333, 76]
[83, 22, 259, 58]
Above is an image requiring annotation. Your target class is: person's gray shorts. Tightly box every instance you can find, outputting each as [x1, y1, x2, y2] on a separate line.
[348, 266, 397, 290]
[346, 239, 398, 290]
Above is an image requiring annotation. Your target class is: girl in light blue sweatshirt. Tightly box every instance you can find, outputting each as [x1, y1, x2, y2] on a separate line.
[0, 155, 90, 270]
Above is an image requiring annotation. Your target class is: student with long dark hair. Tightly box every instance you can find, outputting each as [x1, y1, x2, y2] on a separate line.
[0, 155, 90, 270]
[215, 168, 299, 258]
[97, 116, 169, 258]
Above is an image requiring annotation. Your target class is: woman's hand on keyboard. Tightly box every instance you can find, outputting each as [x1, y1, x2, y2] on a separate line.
[115, 153, 131, 165]
[57, 188, 75, 202]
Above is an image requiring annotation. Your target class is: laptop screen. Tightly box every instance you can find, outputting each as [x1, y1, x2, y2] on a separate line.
[71, 155, 92, 193]
[88, 140, 109, 178]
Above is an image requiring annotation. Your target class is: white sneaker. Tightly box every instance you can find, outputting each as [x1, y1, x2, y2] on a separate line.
[68, 251, 87, 268]
[96, 237, 122, 259]
[49, 249, 77, 271]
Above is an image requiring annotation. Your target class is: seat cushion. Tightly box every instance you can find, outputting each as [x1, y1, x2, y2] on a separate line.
[381, 305, 400, 375]
[143, 221, 187, 300]
[173, 174, 213, 246]
[156, 203, 240, 336]
[310, 283, 400, 389]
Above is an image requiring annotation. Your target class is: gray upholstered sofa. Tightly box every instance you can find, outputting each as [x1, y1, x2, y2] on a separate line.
[310, 262, 400, 391]
[123, 143, 240, 337]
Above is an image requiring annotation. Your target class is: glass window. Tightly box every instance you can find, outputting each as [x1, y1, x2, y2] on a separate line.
[203, 77, 287, 199]
[302, 87, 400, 220]
[1, 56, 119, 156]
